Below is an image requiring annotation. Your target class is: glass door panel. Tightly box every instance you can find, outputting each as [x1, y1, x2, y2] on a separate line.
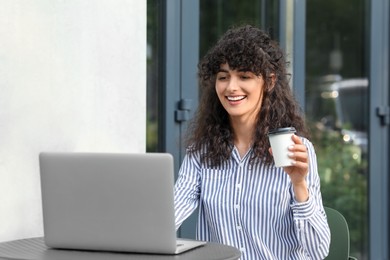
[200, 0, 279, 57]
[146, 0, 163, 152]
[305, 1, 368, 259]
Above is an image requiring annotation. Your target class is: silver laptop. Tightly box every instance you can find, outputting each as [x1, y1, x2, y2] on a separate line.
[39, 152, 206, 254]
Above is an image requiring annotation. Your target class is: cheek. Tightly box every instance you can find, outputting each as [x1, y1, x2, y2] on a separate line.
[215, 85, 225, 100]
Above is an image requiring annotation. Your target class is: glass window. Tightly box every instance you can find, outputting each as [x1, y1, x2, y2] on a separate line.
[147, 0, 163, 152]
[305, 1, 368, 259]
[200, 0, 279, 57]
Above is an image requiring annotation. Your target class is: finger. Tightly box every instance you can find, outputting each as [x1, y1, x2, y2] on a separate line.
[285, 159, 309, 172]
[290, 160, 309, 173]
[289, 151, 308, 163]
[291, 134, 303, 144]
[288, 144, 307, 153]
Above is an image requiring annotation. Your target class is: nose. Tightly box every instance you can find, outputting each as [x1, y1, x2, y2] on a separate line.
[226, 75, 239, 92]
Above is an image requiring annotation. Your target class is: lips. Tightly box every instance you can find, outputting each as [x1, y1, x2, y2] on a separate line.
[227, 95, 246, 101]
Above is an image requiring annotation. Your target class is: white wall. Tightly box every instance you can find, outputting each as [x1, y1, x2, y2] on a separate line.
[0, 1, 146, 242]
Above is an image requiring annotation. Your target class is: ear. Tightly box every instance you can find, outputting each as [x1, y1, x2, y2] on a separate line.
[268, 73, 276, 90]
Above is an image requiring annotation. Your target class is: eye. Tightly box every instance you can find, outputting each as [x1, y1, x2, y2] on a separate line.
[217, 73, 229, 81]
[239, 72, 252, 80]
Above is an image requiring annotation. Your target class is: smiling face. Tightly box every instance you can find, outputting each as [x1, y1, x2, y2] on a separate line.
[215, 63, 265, 123]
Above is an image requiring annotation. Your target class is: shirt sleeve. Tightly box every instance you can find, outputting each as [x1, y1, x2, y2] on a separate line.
[174, 152, 202, 230]
[290, 139, 331, 259]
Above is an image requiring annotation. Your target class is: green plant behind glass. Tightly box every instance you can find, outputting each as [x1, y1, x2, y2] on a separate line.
[310, 124, 368, 259]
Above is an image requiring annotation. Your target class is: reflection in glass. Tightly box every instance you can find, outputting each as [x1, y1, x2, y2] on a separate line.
[200, 0, 279, 57]
[305, 0, 368, 259]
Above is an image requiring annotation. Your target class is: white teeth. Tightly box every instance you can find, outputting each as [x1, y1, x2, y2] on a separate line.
[227, 96, 245, 101]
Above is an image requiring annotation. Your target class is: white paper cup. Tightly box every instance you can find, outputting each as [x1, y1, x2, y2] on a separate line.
[268, 127, 296, 167]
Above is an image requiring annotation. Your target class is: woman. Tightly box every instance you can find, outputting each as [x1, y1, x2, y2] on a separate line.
[174, 25, 330, 259]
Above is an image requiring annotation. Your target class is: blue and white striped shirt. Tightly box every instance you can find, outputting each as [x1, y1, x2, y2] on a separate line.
[174, 138, 330, 259]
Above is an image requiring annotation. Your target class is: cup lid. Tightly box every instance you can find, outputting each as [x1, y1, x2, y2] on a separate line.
[268, 127, 296, 136]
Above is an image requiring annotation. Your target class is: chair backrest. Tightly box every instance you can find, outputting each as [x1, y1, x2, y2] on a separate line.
[324, 207, 351, 260]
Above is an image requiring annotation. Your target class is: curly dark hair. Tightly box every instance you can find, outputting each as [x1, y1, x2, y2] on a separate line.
[186, 25, 308, 166]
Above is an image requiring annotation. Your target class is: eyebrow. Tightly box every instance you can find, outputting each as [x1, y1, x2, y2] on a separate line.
[217, 68, 229, 73]
[217, 68, 250, 73]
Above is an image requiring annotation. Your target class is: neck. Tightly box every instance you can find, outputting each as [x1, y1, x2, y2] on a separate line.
[230, 117, 256, 158]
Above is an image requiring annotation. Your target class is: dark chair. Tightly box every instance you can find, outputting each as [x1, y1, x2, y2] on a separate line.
[324, 207, 358, 260]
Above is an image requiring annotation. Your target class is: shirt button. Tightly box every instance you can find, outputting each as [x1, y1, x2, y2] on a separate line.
[234, 204, 240, 209]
